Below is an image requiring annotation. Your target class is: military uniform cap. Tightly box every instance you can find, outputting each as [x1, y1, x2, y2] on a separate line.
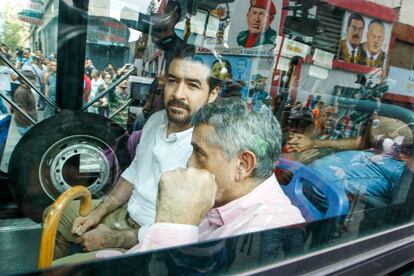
[250, 0, 276, 16]
[251, 74, 268, 82]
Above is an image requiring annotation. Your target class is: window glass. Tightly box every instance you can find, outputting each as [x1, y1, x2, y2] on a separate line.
[0, 0, 59, 172]
[1, 0, 414, 275]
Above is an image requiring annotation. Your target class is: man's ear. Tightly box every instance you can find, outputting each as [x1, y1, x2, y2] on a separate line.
[235, 150, 256, 181]
[208, 86, 219, 103]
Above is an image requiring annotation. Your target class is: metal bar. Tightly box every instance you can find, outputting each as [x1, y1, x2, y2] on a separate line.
[56, 0, 89, 111]
[108, 98, 133, 120]
[0, 91, 37, 125]
[80, 67, 135, 111]
[0, 52, 59, 111]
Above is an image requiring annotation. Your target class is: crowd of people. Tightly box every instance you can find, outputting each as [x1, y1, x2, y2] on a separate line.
[0, 44, 55, 135]
[0, 0, 410, 266]
[0, 43, 136, 134]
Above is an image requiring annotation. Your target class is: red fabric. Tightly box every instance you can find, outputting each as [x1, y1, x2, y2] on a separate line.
[250, 0, 276, 16]
[245, 33, 258, 48]
[83, 74, 91, 102]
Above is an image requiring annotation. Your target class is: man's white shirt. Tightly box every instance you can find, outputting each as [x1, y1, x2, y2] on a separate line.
[121, 110, 193, 241]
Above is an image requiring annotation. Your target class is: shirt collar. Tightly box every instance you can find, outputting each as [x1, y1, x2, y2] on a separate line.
[366, 50, 380, 60]
[207, 174, 278, 226]
[346, 40, 358, 53]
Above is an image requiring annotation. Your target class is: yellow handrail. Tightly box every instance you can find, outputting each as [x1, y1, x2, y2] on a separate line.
[38, 186, 91, 269]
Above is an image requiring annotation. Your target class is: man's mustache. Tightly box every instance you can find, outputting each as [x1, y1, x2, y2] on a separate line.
[167, 98, 190, 111]
[352, 34, 360, 39]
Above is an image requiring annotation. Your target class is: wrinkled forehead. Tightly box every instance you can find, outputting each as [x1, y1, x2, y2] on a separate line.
[369, 23, 385, 33]
[323, 106, 337, 114]
[169, 58, 211, 79]
[192, 124, 216, 145]
[249, 7, 269, 15]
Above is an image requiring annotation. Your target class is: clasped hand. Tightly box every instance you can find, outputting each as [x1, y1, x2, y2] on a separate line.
[155, 167, 217, 226]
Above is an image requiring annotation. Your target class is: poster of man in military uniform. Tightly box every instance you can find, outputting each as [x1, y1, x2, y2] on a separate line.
[337, 13, 365, 64]
[228, 0, 282, 49]
[361, 19, 386, 68]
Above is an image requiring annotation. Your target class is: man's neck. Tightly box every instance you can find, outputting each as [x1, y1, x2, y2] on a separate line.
[214, 178, 261, 208]
[167, 121, 191, 136]
[368, 50, 379, 57]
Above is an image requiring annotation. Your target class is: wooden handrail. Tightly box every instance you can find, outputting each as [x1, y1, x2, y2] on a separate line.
[38, 186, 91, 269]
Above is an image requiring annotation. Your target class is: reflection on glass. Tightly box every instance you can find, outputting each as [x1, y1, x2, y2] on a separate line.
[2, 0, 414, 275]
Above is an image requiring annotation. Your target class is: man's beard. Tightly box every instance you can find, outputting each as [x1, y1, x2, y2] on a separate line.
[166, 98, 193, 126]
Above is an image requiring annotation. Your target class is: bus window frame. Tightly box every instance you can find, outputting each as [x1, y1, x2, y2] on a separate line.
[8, 0, 414, 274]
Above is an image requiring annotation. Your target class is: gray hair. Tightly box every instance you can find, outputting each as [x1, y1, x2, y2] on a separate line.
[192, 98, 282, 179]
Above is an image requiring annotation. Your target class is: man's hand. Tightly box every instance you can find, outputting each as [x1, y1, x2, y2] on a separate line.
[71, 212, 101, 237]
[155, 168, 217, 226]
[118, 64, 133, 75]
[76, 224, 122, 252]
[287, 134, 314, 152]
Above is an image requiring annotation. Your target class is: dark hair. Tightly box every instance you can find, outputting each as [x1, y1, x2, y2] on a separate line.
[32, 56, 40, 63]
[347, 13, 365, 28]
[368, 19, 385, 30]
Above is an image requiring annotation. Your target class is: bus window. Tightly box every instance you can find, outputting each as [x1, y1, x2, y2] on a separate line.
[1, 0, 414, 275]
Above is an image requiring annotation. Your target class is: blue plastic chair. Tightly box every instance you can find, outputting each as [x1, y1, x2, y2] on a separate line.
[0, 114, 11, 164]
[276, 158, 349, 221]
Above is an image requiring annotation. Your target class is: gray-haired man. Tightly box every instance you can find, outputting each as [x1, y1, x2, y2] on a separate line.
[97, 98, 305, 255]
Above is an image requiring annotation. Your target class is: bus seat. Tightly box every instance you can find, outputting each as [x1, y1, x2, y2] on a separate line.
[276, 158, 349, 221]
[128, 130, 142, 159]
[38, 186, 91, 269]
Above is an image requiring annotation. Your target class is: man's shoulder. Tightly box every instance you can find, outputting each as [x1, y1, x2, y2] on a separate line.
[378, 50, 386, 60]
[263, 28, 277, 43]
[147, 109, 166, 122]
[237, 30, 249, 46]
[142, 110, 166, 132]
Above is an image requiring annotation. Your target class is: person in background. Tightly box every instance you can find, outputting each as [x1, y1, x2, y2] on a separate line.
[104, 63, 117, 76]
[107, 79, 130, 129]
[83, 74, 91, 105]
[94, 72, 112, 117]
[43, 60, 57, 118]
[30, 56, 46, 111]
[11, 66, 38, 135]
[89, 69, 104, 113]
[0, 59, 17, 112]
[16, 48, 32, 69]
[84, 58, 95, 78]
[133, 75, 165, 131]
[312, 101, 324, 129]
[0, 43, 13, 60]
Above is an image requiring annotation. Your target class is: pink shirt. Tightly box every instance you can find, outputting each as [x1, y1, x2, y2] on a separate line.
[97, 174, 305, 258]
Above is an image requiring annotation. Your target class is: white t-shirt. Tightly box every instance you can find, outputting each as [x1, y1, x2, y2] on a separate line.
[0, 66, 14, 92]
[91, 78, 104, 99]
[121, 110, 193, 241]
